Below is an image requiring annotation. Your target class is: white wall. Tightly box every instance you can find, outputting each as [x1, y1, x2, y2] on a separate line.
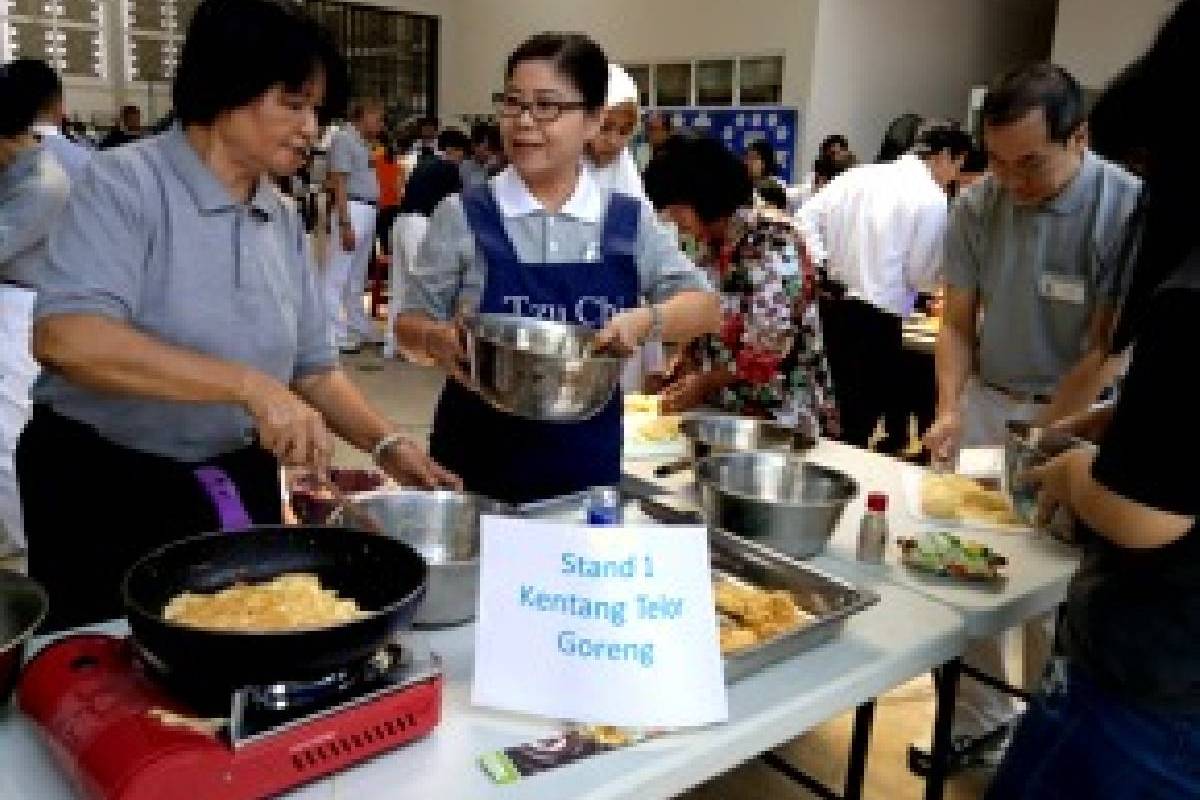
[801, 0, 1057, 166]
[1051, 0, 1177, 89]
[442, 0, 821, 121]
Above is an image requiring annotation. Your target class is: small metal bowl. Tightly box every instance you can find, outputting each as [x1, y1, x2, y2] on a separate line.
[332, 489, 505, 628]
[2, 570, 48, 704]
[697, 452, 858, 559]
[466, 314, 623, 423]
[682, 413, 816, 464]
[1003, 420, 1090, 539]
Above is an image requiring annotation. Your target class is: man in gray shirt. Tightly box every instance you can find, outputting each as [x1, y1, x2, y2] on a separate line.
[325, 98, 384, 351]
[921, 64, 1141, 763]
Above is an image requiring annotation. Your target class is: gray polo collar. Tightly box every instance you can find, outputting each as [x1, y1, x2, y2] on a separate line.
[1041, 150, 1097, 216]
[161, 125, 275, 219]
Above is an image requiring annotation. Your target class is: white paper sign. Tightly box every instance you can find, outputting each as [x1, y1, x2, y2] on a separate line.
[472, 517, 728, 728]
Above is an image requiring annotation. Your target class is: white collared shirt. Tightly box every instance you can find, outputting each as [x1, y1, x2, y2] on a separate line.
[796, 154, 947, 317]
[32, 123, 92, 184]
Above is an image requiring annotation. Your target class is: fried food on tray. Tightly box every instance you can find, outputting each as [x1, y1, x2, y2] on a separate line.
[715, 579, 813, 654]
[634, 414, 682, 443]
[623, 393, 660, 414]
[164, 573, 365, 631]
[921, 472, 1021, 526]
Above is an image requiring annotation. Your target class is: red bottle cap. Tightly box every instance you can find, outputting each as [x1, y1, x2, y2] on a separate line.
[866, 492, 888, 513]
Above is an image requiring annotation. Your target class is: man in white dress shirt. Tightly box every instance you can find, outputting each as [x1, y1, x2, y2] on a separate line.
[797, 120, 971, 452]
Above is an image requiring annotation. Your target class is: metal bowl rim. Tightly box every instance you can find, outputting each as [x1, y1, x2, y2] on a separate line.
[1, 569, 50, 655]
[696, 453, 860, 508]
[469, 313, 624, 365]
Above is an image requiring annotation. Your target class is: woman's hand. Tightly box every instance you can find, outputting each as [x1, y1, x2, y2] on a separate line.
[661, 368, 726, 414]
[424, 319, 471, 383]
[377, 438, 463, 490]
[240, 371, 334, 471]
[923, 410, 964, 468]
[592, 308, 651, 356]
[1022, 446, 1094, 527]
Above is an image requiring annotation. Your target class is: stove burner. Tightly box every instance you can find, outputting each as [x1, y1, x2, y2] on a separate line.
[248, 668, 355, 712]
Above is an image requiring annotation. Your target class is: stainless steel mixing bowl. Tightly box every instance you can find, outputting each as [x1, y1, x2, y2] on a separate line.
[465, 314, 623, 422]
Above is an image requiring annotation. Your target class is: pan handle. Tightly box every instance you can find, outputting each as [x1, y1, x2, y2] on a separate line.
[194, 466, 253, 532]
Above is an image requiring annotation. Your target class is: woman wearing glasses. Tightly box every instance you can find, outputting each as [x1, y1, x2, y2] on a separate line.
[395, 33, 718, 504]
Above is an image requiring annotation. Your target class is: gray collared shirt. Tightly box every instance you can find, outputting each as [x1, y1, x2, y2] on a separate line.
[401, 167, 711, 321]
[944, 150, 1141, 395]
[1, 145, 69, 286]
[328, 124, 378, 203]
[32, 126, 335, 461]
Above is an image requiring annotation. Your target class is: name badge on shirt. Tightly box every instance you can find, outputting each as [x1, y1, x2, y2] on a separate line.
[1039, 272, 1086, 306]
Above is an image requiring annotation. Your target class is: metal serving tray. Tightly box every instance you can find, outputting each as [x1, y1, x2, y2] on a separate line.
[710, 528, 878, 682]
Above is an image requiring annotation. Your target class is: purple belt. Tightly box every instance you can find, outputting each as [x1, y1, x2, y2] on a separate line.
[193, 466, 254, 532]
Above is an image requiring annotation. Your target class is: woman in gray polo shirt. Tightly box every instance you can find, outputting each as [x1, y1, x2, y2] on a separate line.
[16, 0, 459, 632]
[395, 34, 719, 503]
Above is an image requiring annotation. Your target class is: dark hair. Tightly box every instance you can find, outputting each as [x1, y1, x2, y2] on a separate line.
[876, 113, 923, 163]
[820, 133, 849, 154]
[418, 116, 440, 130]
[1101, 0, 1200, 347]
[398, 160, 462, 217]
[646, 111, 673, 131]
[505, 32, 608, 111]
[644, 134, 753, 223]
[756, 181, 788, 211]
[961, 146, 989, 174]
[437, 127, 470, 152]
[981, 62, 1084, 144]
[814, 151, 857, 183]
[912, 119, 973, 158]
[746, 139, 779, 178]
[120, 104, 141, 119]
[0, 63, 42, 137]
[4, 59, 61, 115]
[173, 0, 347, 126]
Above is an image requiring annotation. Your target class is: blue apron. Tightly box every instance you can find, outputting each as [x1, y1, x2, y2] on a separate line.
[428, 184, 640, 503]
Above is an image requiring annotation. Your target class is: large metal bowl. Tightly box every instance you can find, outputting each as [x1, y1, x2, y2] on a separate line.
[2, 570, 48, 704]
[332, 489, 501, 628]
[682, 413, 817, 464]
[466, 314, 623, 422]
[696, 452, 858, 559]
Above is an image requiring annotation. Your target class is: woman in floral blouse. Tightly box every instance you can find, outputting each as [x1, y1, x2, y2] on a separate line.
[644, 136, 839, 437]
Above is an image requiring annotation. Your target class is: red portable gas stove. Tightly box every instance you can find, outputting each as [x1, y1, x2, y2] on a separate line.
[18, 633, 442, 800]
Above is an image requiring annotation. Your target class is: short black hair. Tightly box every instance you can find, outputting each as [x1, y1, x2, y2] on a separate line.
[756, 181, 788, 211]
[981, 62, 1084, 144]
[644, 134, 753, 223]
[0, 63, 42, 136]
[912, 119, 973, 158]
[961, 146, 988, 174]
[876, 113, 923, 163]
[4, 59, 61, 115]
[505, 32, 608, 111]
[437, 127, 470, 152]
[746, 139, 779, 178]
[820, 133, 849, 153]
[173, 0, 347, 126]
[813, 151, 857, 182]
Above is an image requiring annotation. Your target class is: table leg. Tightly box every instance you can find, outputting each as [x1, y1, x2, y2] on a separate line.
[760, 699, 876, 800]
[843, 700, 876, 800]
[925, 658, 961, 800]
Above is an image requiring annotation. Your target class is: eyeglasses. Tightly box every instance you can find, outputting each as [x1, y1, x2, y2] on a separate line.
[495, 94, 589, 123]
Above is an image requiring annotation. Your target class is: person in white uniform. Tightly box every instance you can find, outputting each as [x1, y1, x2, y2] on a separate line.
[7, 59, 91, 184]
[0, 63, 69, 556]
[325, 98, 384, 351]
[587, 63, 663, 392]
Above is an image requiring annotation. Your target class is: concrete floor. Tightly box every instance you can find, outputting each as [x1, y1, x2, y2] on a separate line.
[339, 350, 990, 800]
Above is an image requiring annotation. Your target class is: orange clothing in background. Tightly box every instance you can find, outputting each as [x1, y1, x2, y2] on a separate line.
[374, 153, 400, 209]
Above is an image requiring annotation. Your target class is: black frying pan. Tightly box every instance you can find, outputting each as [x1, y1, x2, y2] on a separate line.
[122, 526, 427, 693]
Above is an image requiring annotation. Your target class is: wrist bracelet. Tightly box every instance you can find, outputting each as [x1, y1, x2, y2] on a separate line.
[370, 431, 406, 463]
